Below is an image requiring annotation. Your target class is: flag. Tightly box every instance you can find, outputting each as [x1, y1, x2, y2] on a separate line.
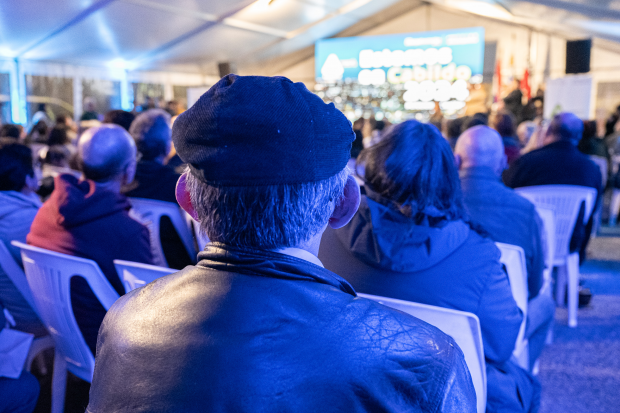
[521, 69, 531, 100]
[494, 60, 501, 103]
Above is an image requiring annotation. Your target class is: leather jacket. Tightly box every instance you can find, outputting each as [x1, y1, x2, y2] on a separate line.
[87, 243, 476, 412]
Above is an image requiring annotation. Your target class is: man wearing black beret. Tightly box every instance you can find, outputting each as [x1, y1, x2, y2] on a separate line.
[87, 75, 476, 412]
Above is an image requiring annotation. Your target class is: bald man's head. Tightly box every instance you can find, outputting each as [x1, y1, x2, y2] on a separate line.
[78, 124, 136, 183]
[454, 125, 506, 173]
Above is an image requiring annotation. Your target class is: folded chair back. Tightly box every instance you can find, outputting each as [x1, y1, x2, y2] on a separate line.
[515, 185, 596, 263]
[114, 260, 176, 293]
[495, 242, 529, 369]
[129, 198, 197, 267]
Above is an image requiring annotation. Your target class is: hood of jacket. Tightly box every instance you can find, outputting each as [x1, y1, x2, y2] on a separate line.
[47, 174, 131, 228]
[336, 190, 471, 272]
[0, 190, 41, 221]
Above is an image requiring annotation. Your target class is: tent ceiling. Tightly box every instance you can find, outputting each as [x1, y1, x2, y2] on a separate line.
[1, 0, 620, 75]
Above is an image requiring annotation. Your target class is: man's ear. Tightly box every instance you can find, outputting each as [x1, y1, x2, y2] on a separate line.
[176, 172, 199, 220]
[454, 154, 462, 170]
[329, 175, 361, 229]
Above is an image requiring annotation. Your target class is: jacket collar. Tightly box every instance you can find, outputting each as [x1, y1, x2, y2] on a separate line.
[459, 166, 502, 182]
[197, 243, 356, 296]
[544, 140, 577, 151]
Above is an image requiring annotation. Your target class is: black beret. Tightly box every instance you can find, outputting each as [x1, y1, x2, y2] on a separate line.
[172, 75, 354, 186]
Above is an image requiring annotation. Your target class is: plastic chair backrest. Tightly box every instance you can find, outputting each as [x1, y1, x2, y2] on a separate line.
[114, 260, 176, 293]
[534, 206, 556, 295]
[129, 198, 197, 267]
[11, 241, 119, 382]
[612, 154, 620, 175]
[589, 155, 608, 188]
[0, 241, 37, 313]
[494, 243, 529, 362]
[515, 185, 596, 263]
[358, 293, 486, 413]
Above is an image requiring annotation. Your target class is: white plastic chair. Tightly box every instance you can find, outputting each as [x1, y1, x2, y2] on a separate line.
[358, 293, 486, 413]
[129, 198, 197, 268]
[495, 243, 529, 370]
[588, 155, 608, 188]
[515, 185, 597, 327]
[534, 206, 556, 297]
[114, 260, 176, 293]
[11, 241, 120, 413]
[0, 241, 36, 311]
[610, 189, 620, 226]
[0, 241, 55, 372]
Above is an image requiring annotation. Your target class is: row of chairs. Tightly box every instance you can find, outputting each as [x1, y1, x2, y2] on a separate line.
[6, 241, 488, 413]
[7, 239, 541, 413]
[0, 185, 595, 412]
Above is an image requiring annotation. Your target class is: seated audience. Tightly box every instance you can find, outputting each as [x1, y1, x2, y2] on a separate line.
[0, 304, 40, 413]
[319, 120, 539, 413]
[0, 143, 46, 337]
[504, 113, 603, 261]
[578, 120, 609, 160]
[26, 120, 48, 144]
[103, 109, 135, 132]
[455, 125, 555, 369]
[516, 120, 537, 148]
[37, 145, 79, 200]
[0, 124, 25, 142]
[445, 116, 466, 149]
[27, 125, 154, 354]
[463, 112, 488, 131]
[55, 114, 78, 143]
[87, 75, 476, 412]
[123, 109, 178, 202]
[492, 111, 521, 165]
[47, 124, 76, 156]
[123, 109, 193, 267]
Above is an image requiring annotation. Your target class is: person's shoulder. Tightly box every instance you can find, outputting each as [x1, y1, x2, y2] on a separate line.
[101, 265, 201, 328]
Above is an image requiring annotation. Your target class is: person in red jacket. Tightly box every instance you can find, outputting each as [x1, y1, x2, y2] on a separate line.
[28, 124, 154, 354]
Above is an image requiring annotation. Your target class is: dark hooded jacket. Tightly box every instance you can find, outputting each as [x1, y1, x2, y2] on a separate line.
[87, 244, 476, 412]
[27, 174, 154, 354]
[319, 190, 539, 412]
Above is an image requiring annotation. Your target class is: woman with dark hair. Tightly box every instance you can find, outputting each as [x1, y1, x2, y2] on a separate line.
[319, 120, 538, 413]
[47, 125, 76, 158]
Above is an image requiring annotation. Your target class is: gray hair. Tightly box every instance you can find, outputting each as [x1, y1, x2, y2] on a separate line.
[186, 167, 350, 249]
[129, 109, 171, 160]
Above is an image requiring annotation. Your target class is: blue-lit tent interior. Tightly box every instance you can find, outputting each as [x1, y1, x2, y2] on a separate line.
[4, 0, 620, 123]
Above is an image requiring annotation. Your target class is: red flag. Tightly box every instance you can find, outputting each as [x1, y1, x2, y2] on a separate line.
[521, 69, 531, 100]
[494, 60, 502, 103]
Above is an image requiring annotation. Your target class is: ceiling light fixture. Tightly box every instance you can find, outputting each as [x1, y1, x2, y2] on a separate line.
[268, 0, 277, 5]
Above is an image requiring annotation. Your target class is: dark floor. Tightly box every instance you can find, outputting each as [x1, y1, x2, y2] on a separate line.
[538, 235, 620, 413]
